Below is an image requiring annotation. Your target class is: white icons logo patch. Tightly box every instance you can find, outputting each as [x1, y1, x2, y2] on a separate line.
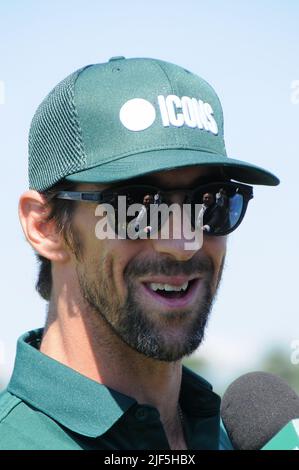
[119, 98, 156, 131]
[158, 95, 218, 134]
[120, 95, 218, 135]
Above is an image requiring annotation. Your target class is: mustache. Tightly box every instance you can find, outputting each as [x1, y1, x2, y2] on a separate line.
[124, 254, 214, 279]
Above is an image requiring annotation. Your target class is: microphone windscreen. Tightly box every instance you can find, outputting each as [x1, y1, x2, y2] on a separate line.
[221, 371, 299, 450]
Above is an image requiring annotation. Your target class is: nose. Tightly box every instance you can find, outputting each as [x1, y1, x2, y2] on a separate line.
[152, 238, 199, 261]
[151, 207, 202, 261]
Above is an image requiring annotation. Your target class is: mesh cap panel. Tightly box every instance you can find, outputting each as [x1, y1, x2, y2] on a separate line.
[29, 68, 87, 191]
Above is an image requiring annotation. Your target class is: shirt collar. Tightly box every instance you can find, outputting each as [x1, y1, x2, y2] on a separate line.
[8, 329, 220, 438]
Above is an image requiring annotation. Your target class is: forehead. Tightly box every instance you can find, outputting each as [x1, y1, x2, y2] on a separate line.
[75, 166, 224, 191]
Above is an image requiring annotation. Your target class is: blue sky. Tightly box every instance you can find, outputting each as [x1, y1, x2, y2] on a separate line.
[0, 0, 298, 390]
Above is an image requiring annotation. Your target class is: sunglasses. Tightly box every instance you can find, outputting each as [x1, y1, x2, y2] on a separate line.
[55, 181, 253, 238]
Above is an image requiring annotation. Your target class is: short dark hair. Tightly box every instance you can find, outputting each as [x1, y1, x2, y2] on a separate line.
[36, 180, 81, 301]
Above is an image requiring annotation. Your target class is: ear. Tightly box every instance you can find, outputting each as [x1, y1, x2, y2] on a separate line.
[19, 190, 70, 263]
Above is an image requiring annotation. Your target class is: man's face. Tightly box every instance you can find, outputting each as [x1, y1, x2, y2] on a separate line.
[71, 167, 226, 362]
[203, 192, 214, 207]
[143, 194, 152, 208]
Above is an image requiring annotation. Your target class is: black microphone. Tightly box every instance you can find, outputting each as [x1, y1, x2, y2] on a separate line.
[220, 371, 299, 450]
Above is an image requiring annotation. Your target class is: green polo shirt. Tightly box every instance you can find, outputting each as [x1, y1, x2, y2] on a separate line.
[0, 329, 233, 450]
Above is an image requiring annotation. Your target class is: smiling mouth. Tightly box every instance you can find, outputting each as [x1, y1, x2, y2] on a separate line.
[144, 279, 197, 299]
[140, 277, 202, 309]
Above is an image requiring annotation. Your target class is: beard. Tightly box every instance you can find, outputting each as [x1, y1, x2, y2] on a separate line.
[77, 254, 224, 362]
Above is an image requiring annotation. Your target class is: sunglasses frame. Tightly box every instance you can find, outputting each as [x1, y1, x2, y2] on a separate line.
[54, 181, 254, 237]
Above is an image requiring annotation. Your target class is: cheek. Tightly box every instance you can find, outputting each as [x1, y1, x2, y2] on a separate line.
[107, 240, 145, 300]
[202, 236, 227, 285]
[83, 237, 144, 303]
[73, 205, 143, 299]
[203, 234, 226, 258]
[72, 209, 109, 281]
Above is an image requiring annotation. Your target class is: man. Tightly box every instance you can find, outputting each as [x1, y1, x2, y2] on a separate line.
[134, 194, 153, 234]
[0, 56, 279, 450]
[201, 192, 229, 234]
[216, 188, 228, 208]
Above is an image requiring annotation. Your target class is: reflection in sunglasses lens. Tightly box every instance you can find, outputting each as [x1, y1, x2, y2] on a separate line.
[108, 183, 248, 238]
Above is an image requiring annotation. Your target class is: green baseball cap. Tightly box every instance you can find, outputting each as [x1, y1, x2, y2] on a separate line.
[29, 56, 279, 191]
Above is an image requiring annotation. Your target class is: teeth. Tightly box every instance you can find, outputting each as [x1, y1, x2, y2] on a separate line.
[149, 282, 189, 292]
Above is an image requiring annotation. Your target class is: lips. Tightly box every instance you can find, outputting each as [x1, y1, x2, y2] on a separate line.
[140, 276, 202, 309]
[148, 281, 189, 293]
[139, 275, 198, 286]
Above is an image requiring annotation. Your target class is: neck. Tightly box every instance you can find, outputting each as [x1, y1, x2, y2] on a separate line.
[40, 287, 187, 449]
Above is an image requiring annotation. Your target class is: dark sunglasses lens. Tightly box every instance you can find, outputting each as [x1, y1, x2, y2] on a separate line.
[191, 185, 245, 235]
[108, 187, 162, 238]
[107, 184, 247, 238]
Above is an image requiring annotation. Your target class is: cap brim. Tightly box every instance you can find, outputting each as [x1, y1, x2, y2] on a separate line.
[65, 149, 279, 186]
